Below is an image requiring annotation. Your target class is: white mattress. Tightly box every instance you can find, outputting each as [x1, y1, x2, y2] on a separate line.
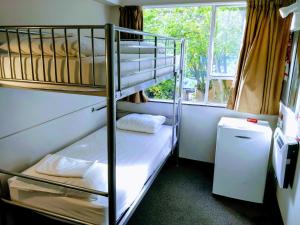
[0, 53, 178, 89]
[8, 125, 173, 225]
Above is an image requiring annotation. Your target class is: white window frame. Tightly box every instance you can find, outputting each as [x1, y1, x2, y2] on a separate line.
[144, 3, 246, 107]
[203, 4, 245, 106]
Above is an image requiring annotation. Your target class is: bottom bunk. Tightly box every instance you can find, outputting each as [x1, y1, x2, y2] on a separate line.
[5, 123, 175, 225]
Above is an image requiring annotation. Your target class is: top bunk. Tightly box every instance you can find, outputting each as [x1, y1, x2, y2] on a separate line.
[0, 24, 185, 100]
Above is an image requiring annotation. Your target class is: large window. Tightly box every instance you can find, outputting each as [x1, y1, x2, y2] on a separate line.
[144, 5, 246, 106]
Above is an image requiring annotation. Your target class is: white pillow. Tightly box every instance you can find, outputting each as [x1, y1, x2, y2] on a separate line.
[117, 113, 166, 134]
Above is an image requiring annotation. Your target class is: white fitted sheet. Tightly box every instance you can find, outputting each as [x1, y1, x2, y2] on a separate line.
[8, 125, 173, 225]
[0, 53, 178, 89]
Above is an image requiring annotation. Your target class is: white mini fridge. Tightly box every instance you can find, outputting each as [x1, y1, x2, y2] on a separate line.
[212, 117, 272, 203]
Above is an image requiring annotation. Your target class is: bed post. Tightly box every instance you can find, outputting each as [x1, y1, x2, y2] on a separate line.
[171, 39, 176, 162]
[105, 23, 117, 225]
[175, 39, 185, 166]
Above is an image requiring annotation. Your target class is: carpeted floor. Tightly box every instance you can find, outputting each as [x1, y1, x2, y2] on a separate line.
[0, 159, 282, 225]
[127, 160, 283, 225]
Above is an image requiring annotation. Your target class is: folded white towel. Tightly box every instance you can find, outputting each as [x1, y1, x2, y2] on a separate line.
[35, 154, 97, 178]
[9, 160, 148, 201]
[9, 161, 107, 200]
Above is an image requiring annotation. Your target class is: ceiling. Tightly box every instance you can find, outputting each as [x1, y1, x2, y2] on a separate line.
[95, 0, 245, 6]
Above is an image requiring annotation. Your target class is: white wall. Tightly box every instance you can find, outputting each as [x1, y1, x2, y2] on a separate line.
[276, 104, 300, 225]
[0, 0, 114, 174]
[0, 100, 107, 173]
[117, 101, 278, 163]
[0, 88, 105, 139]
[95, 0, 121, 6]
[0, 0, 119, 25]
[0, 96, 107, 197]
[179, 104, 277, 162]
[0, 0, 115, 138]
[277, 152, 300, 225]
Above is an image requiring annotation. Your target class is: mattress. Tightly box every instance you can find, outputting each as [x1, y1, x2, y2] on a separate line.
[8, 125, 173, 225]
[0, 53, 179, 89]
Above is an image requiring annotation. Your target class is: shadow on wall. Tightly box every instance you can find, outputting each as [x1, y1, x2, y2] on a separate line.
[276, 103, 300, 225]
[0, 88, 107, 198]
[117, 101, 278, 163]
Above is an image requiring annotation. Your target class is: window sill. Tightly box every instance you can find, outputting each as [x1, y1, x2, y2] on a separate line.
[148, 99, 227, 108]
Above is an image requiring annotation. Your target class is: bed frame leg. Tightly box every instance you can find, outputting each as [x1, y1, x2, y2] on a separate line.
[105, 23, 117, 225]
[0, 201, 5, 225]
[174, 141, 180, 167]
[175, 39, 185, 168]
[0, 201, 12, 225]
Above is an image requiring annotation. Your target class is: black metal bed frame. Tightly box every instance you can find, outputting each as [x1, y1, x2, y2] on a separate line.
[0, 23, 185, 225]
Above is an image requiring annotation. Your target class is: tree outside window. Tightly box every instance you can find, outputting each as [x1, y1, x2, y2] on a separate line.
[144, 5, 246, 106]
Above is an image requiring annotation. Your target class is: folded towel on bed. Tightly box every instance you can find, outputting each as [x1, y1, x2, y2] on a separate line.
[35, 154, 97, 178]
[9, 161, 107, 200]
[9, 159, 148, 202]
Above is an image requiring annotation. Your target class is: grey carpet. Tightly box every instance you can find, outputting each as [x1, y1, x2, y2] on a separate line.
[0, 160, 282, 225]
[127, 160, 283, 225]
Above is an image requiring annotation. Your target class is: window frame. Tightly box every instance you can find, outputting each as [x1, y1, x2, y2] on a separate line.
[204, 4, 245, 105]
[144, 3, 246, 107]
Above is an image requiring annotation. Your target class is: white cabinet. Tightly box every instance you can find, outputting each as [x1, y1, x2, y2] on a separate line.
[212, 117, 272, 203]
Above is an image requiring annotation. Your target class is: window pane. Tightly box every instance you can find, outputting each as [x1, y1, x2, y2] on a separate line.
[208, 79, 233, 104]
[212, 6, 246, 76]
[144, 7, 212, 101]
[146, 79, 175, 100]
[182, 76, 206, 102]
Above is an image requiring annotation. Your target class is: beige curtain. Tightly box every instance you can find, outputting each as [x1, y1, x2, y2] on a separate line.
[119, 6, 148, 104]
[119, 6, 143, 40]
[227, 0, 294, 115]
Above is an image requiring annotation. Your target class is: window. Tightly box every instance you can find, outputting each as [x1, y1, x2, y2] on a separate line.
[144, 5, 246, 106]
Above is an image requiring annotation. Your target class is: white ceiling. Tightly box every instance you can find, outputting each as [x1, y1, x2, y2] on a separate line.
[94, 0, 121, 5]
[95, 0, 245, 6]
[121, 0, 245, 6]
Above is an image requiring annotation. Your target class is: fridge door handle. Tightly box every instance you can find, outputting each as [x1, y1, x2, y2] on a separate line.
[235, 135, 252, 139]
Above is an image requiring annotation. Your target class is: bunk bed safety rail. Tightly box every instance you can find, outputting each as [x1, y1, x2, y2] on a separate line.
[112, 26, 182, 99]
[0, 168, 109, 197]
[0, 25, 106, 90]
[0, 25, 182, 98]
[0, 24, 185, 225]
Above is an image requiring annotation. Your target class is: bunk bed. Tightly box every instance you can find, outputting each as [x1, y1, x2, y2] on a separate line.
[0, 24, 185, 225]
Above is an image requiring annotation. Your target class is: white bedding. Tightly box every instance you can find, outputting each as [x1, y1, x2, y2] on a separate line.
[0, 38, 166, 57]
[8, 125, 173, 225]
[35, 154, 98, 178]
[0, 53, 178, 89]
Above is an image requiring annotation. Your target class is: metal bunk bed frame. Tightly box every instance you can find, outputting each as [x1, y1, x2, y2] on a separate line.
[0, 23, 185, 225]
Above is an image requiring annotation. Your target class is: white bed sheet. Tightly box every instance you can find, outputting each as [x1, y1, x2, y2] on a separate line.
[0, 53, 178, 89]
[8, 125, 173, 225]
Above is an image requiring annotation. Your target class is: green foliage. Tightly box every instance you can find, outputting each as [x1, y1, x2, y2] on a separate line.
[144, 6, 245, 102]
[213, 7, 246, 74]
[144, 7, 211, 98]
[146, 79, 175, 99]
[144, 7, 211, 80]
